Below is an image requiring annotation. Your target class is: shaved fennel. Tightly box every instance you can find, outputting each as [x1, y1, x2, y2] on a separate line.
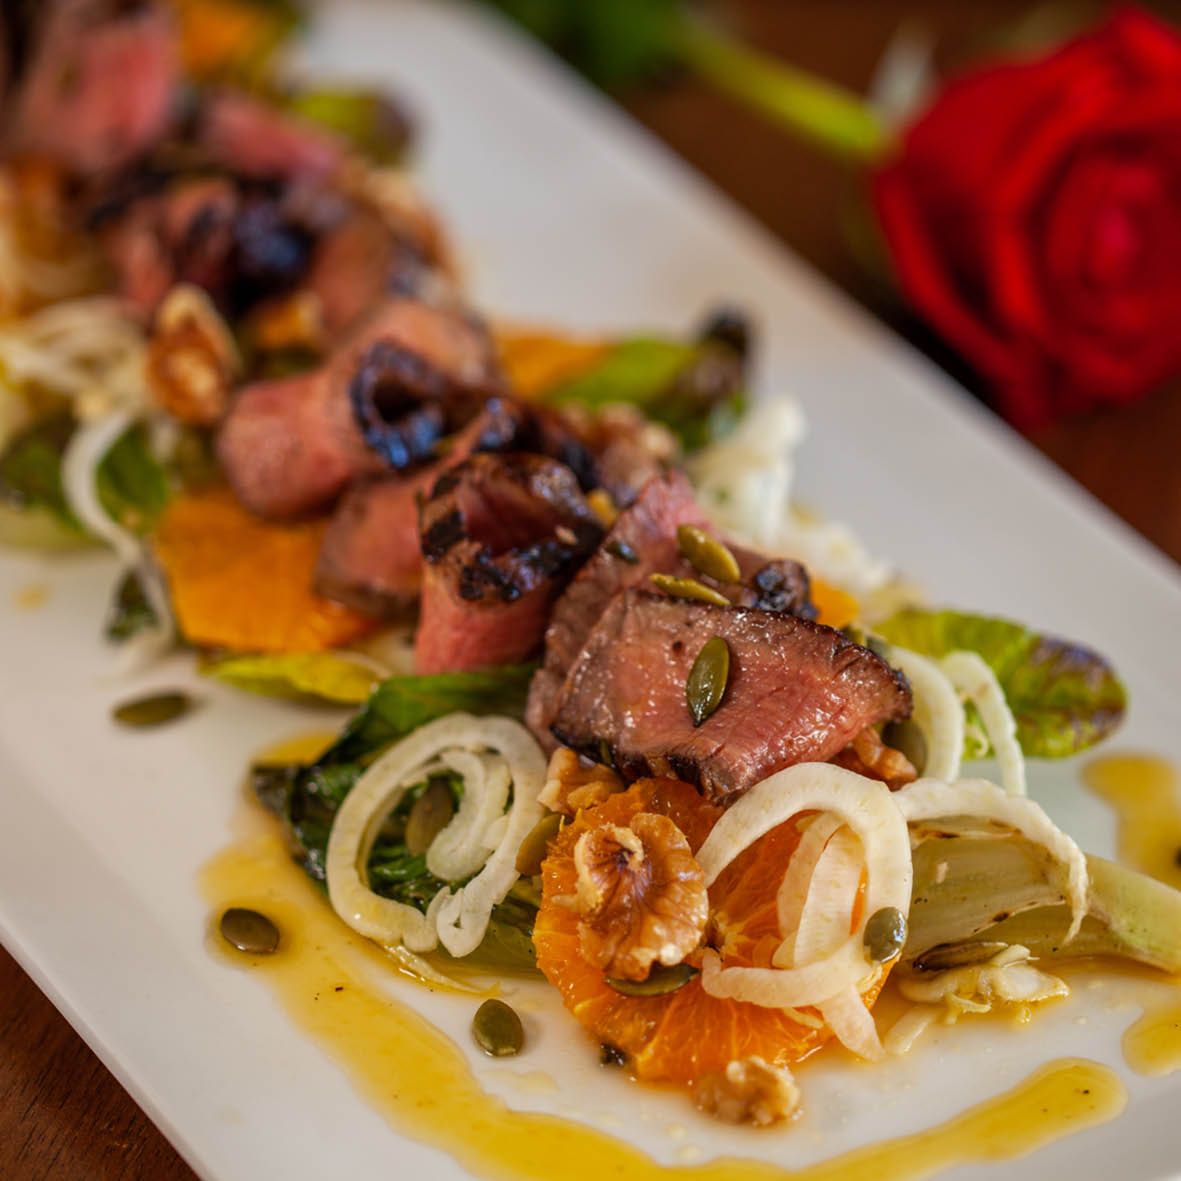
[698, 763, 911, 1027]
[326, 713, 545, 958]
[888, 648, 963, 781]
[896, 778, 1088, 940]
[941, 650, 1026, 795]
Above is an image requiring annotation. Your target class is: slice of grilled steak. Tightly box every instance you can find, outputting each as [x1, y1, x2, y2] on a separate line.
[216, 297, 499, 519]
[313, 398, 530, 615]
[414, 453, 603, 674]
[197, 89, 344, 183]
[550, 591, 912, 802]
[4, 0, 178, 176]
[525, 469, 812, 746]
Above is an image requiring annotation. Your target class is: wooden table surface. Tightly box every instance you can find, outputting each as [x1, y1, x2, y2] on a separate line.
[3, 3, 1180, 1179]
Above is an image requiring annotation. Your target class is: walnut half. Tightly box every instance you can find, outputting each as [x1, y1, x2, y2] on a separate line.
[693, 1057, 801, 1127]
[573, 811, 707, 982]
[539, 746, 625, 815]
[146, 284, 240, 426]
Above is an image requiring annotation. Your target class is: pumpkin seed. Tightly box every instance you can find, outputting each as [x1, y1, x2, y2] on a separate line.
[515, 811, 564, 876]
[649, 572, 729, 606]
[219, 907, 280, 955]
[883, 720, 927, 774]
[605, 538, 638, 564]
[606, 962, 698, 997]
[472, 998, 524, 1057]
[863, 906, 908, 963]
[676, 524, 740, 584]
[112, 690, 193, 728]
[913, 941, 1009, 973]
[686, 635, 730, 726]
[404, 779, 455, 856]
[587, 489, 619, 528]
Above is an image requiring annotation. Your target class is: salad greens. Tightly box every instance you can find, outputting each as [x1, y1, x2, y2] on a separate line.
[315, 664, 535, 769]
[201, 651, 382, 705]
[0, 417, 171, 542]
[876, 608, 1127, 759]
[253, 664, 542, 972]
[545, 334, 746, 452]
[105, 569, 161, 642]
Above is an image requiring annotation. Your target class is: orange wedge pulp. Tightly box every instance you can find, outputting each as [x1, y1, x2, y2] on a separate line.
[495, 327, 610, 400]
[534, 779, 885, 1085]
[152, 487, 379, 653]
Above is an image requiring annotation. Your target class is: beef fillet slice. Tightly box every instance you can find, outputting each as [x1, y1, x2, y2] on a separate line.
[550, 590, 911, 802]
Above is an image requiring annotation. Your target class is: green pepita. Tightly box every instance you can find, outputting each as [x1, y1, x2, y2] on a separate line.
[649, 572, 729, 606]
[515, 811, 564, 876]
[471, 998, 524, 1057]
[913, 941, 1009, 973]
[863, 906, 908, 963]
[404, 779, 455, 856]
[606, 962, 698, 997]
[882, 720, 927, 774]
[676, 524, 741, 584]
[219, 907, 280, 955]
[112, 690, 194, 728]
[686, 635, 730, 726]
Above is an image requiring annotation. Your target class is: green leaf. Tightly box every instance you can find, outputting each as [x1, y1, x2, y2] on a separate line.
[317, 663, 536, 768]
[201, 651, 382, 705]
[96, 425, 170, 535]
[0, 416, 78, 526]
[285, 87, 411, 166]
[546, 337, 693, 411]
[875, 608, 1127, 759]
[545, 335, 745, 452]
[105, 569, 160, 642]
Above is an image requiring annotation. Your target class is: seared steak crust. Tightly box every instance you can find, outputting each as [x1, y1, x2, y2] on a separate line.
[217, 297, 500, 519]
[313, 398, 531, 615]
[550, 591, 912, 802]
[414, 453, 603, 674]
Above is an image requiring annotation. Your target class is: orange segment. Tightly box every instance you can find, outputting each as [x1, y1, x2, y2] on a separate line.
[534, 780, 884, 1085]
[494, 327, 609, 400]
[153, 487, 378, 652]
[810, 576, 859, 629]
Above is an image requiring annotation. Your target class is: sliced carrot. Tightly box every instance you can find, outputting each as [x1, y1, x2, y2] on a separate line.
[810, 576, 860, 630]
[153, 488, 378, 653]
[494, 327, 610, 400]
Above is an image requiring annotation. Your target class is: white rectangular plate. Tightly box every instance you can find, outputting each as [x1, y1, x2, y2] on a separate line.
[2, 2, 1180, 1179]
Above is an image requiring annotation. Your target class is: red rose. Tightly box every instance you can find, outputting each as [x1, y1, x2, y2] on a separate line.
[872, 8, 1181, 429]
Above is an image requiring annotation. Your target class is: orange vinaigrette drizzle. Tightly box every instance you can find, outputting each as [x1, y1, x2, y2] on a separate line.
[201, 814, 1125, 1181]
[1084, 753, 1181, 1077]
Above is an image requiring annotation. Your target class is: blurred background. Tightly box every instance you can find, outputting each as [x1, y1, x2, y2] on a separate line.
[3, 2, 1181, 1177]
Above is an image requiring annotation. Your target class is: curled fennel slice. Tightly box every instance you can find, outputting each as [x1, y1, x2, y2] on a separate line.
[888, 648, 964, 782]
[941, 649, 1026, 796]
[326, 713, 545, 959]
[896, 777, 1088, 941]
[697, 763, 911, 1023]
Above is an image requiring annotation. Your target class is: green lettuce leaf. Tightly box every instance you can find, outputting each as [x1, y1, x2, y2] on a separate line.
[285, 87, 411, 165]
[0, 418, 170, 545]
[96, 425, 171, 535]
[875, 608, 1127, 759]
[316, 663, 536, 768]
[544, 334, 745, 451]
[0, 416, 78, 527]
[105, 569, 161, 642]
[201, 651, 383, 705]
